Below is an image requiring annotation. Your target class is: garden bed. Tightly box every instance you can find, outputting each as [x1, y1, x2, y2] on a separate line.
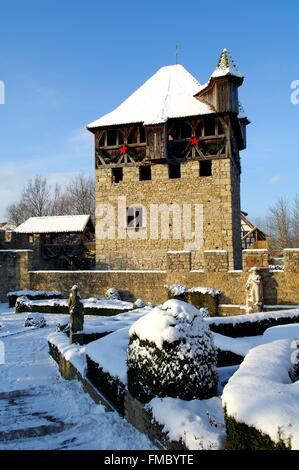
[16, 296, 134, 316]
[222, 339, 299, 450]
[7, 290, 64, 308]
[206, 309, 299, 337]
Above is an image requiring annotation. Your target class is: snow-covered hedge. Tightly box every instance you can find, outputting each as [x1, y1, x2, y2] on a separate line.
[223, 339, 299, 449]
[146, 396, 225, 450]
[127, 300, 218, 403]
[166, 284, 221, 315]
[7, 290, 64, 308]
[207, 309, 299, 337]
[167, 284, 221, 298]
[15, 296, 134, 316]
[86, 328, 128, 414]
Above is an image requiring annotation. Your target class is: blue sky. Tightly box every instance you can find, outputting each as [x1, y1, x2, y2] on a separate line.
[0, 0, 298, 220]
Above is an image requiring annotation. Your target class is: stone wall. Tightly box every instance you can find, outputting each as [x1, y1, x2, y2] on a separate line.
[30, 269, 167, 304]
[95, 158, 241, 271]
[28, 249, 299, 307]
[243, 249, 269, 270]
[0, 250, 32, 302]
[284, 249, 299, 272]
[204, 250, 228, 272]
[1, 247, 299, 308]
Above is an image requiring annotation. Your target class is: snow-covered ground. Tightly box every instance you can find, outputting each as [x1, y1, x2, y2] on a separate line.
[0, 303, 154, 450]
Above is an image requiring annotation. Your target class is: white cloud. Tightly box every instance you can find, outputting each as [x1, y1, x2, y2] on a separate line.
[268, 175, 282, 185]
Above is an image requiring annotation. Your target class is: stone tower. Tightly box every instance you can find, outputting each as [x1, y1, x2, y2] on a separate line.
[87, 49, 249, 271]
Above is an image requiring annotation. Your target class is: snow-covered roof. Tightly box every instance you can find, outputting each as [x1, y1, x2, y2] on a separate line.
[211, 48, 243, 79]
[15, 215, 92, 234]
[87, 64, 215, 129]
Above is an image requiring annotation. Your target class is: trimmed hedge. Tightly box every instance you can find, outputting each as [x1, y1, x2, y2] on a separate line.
[127, 335, 218, 404]
[86, 355, 125, 415]
[8, 291, 64, 308]
[208, 313, 299, 338]
[225, 412, 291, 450]
[216, 349, 244, 367]
[15, 298, 132, 317]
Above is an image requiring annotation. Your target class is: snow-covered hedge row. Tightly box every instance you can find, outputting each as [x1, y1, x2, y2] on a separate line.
[7, 290, 64, 308]
[127, 300, 218, 403]
[15, 296, 134, 316]
[167, 284, 221, 298]
[86, 328, 128, 414]
[207, 309, 299, 337]
[146, 396, 225, 450]
[166, 284, 221, 315]
[223, 339, 299, 449]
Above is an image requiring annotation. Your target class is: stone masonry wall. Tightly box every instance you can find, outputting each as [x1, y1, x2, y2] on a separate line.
[284, 249, 299, 272]
[95, 158, 241, 271]
[29, 269, 167, 304]
[204, 250, 228, 272]
[28, 249, 299, 306]
[0, 250, 32, 302]
[1, 248, 298, 307]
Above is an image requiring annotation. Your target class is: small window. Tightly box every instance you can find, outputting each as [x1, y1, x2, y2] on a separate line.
[139, 166, 151, 181]
[127, 206, 143, 230]
[112, 167, 123, 183]
[217, 119, 224, 135]
[168, 123, 180, 141]
[168, 164, 181, 179]
[107, 129, 117, 146]
[118, 130, 124, 145]
[98, 131, 106, 147]
[195, 122, 202, 137]
[128, 127, 138, 144]
[204, 117, 215, 136]
[139, 126, 146, 143]
[200, 160, 212, 177]
[28, 235, 34, 244]
[5, 231, 12, 243]
[180, 122, 192, 139]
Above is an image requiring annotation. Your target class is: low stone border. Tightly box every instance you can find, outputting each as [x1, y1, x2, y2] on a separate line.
[48, 340, 116, 412]
[48, 336, 197, 450]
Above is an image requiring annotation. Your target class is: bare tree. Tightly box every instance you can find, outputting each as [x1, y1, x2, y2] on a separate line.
[22, 176, 52, 217]
[66, 173, 95, 219]
[292, 195, 299, 247]
[6, 173, 95, 225]
[50, 184, 72, 216]
[6, 201, 29, 226]
[268, 197, 291, 251]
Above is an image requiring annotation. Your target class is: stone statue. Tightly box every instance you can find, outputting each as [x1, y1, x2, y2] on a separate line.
[68, 285, 84, 344]
[245, 267, 264, 313]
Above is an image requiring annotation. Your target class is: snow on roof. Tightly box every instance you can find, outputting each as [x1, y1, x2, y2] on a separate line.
[15, 215, 91, 234]
[211, 48, 243, 79]
[87, 64, 215, 129]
